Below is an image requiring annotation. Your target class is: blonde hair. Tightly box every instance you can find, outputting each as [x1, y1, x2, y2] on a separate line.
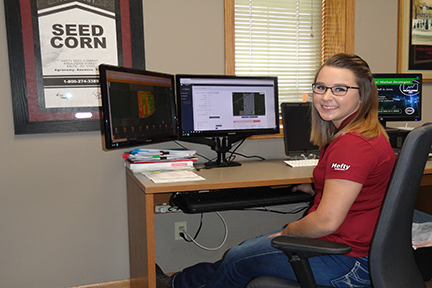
[310, 53, 388, 148]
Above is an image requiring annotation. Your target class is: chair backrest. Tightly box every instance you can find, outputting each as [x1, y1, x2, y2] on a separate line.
[369, 125, 432, 288]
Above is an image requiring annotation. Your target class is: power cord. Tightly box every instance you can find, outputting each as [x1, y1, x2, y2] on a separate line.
[179, 211, 228, 251]
[180, 213, 204, 242]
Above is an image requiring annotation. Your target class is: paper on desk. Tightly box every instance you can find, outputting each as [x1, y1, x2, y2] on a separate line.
[142, 170, 205, 183]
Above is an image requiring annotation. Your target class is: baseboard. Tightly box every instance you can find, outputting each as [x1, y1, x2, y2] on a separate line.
[65, 279, 130, 288]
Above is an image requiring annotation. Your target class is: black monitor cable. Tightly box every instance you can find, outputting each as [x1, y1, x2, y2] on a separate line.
[230, 152, 265, 161]
[174, 138, 265, 170]
[226, 139, 266, 163]
[226, 138, 245, 163]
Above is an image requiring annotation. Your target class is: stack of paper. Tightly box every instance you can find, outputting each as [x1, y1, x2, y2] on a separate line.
[123, 149, 197, 172]
[142, 170, 205, 183]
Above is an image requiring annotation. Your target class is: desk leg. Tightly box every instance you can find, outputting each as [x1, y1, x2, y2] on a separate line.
[127, 174, 156, 288]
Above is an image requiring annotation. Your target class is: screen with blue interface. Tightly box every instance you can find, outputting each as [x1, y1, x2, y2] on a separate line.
[373, 73, 422, 127]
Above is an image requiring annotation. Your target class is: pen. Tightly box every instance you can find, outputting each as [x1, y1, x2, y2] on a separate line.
[131, 149, 176, 155]
[131, 148, 165, 155]
[131, 149, 152, 155]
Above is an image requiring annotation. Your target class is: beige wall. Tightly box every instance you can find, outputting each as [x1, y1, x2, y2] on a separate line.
[355, 0, 432, 127]
[0, 0, 430, 287]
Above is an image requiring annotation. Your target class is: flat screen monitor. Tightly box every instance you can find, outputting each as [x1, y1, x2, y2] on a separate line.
[176, 74, 280, 167]
[99, 64, 177, 150]
[281, 102, 319, 157]
[373, 73, 422, 128]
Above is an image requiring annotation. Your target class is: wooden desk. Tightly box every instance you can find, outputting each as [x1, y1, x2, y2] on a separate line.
[417, 161, 432, 215]
[126, 159, 313, 288]
[126, 159, 432, 288]
[421, 160, 432, 186]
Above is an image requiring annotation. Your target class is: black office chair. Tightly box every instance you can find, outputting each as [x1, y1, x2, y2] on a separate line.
[246, 124, 432, 288]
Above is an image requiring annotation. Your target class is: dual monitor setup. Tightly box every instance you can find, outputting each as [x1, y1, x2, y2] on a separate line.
[98, 64, 423, 167]
[99, 64, 279, 168]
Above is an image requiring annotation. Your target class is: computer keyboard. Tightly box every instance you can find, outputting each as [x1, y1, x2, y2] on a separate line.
[170, 186, 314, 213]
[284, 159, 319, 168]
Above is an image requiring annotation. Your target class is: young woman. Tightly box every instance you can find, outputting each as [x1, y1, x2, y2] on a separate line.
[158, 53, 397, 288]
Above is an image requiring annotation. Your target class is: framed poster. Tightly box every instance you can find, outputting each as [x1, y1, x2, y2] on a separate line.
[398, 0, 432, 81]
[3, 0, 145, 134]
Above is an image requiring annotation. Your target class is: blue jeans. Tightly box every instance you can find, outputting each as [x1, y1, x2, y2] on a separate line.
[171, 230, 370, 288]
[413, 209, 432, 223]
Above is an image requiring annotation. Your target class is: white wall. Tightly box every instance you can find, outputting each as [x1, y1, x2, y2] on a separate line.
[0, 0, 430, 287]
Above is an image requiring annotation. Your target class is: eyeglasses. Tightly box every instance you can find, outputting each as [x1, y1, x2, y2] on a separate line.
[312, 84, 360, 96]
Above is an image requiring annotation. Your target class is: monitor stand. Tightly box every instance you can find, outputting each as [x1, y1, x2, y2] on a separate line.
[204, 136, 243, 168]
[179, 135, 249, 169]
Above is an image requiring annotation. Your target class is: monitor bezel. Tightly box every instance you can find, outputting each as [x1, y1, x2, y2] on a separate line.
[175, 74, 280, 139]
[281, 102, 319, 157]
[373, 73, 422, 124]
[99, 64, 178, 150]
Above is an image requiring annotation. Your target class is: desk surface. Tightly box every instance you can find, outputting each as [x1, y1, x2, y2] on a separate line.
[425, 160, 432, 174]
[127, 159, 432, 194]
[127, 159, 314, 194]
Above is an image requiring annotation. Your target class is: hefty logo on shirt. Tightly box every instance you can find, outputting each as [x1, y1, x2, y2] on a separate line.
[331, 162, 351, 171]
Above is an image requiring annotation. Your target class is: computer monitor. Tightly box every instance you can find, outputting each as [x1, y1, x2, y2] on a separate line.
[176, 74, 280, 167]
[373, 73, 422, 129]
[281, 102, 319, 157]
[99, 64, 177, 150]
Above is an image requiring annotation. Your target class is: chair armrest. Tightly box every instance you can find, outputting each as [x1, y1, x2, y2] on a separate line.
[271, 236, 352, 258]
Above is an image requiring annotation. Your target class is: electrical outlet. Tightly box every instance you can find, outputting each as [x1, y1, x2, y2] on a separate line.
[175, 221, 187, 240]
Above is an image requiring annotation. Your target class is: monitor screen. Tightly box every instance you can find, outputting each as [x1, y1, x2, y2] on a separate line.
[99, 64, 177, 150]
[176, 74, 280, 138]
[281, 102, 319, 156]
[373, 73, 422, 127]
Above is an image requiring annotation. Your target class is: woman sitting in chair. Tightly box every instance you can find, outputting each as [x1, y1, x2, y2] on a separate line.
[157, 53, 397, 288]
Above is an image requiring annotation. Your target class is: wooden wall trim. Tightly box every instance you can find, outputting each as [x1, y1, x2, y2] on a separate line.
[65, 279, 130, 288]
[224, 0, 235, 75]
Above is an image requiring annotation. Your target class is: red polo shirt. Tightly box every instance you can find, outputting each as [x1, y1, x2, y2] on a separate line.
[309, 117, 396, 257]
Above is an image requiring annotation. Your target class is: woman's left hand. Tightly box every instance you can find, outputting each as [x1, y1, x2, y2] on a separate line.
[267, 231, 282, 238]
[267, 228, 289, 238]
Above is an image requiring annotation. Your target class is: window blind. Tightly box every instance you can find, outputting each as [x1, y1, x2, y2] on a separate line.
[234, 0, 322, 103]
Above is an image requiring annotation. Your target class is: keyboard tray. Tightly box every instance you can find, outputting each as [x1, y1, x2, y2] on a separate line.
[170, 186, 314, 213]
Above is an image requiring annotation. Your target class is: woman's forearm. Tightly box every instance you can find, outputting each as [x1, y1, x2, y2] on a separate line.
[282, 211, 339, 238]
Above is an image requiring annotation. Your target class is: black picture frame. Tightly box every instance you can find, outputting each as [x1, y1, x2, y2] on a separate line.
[3, 0, 145, 134]
[397, 0, 432, 81]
